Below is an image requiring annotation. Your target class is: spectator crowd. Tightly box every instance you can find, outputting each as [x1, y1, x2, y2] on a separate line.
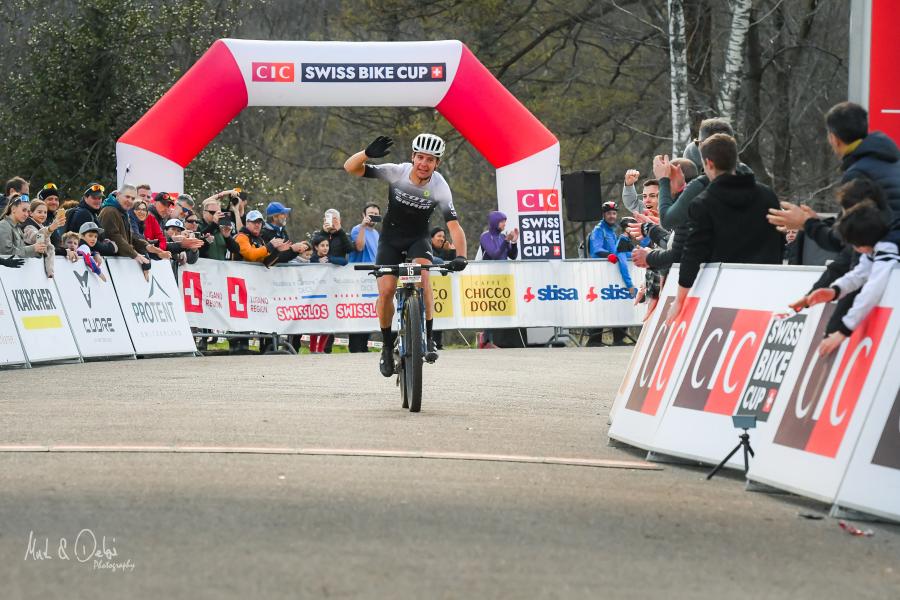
[3, 101, 898, 359]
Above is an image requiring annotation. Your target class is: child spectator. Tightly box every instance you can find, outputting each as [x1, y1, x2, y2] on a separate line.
[309, 236, 332, 264]
[77, 222, 107, 282]
[802, 201, 900, 355]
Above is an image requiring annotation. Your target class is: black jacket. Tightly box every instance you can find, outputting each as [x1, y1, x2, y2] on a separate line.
[842, 132, 900, 227]
[260, 221, 301, 263]
[63, 199, 117, 256]
[679, 172, 784, 288]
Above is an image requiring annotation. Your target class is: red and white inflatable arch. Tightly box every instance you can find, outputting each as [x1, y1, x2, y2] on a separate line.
[850, 0, 900, 144]
[117, 40, 564, 259]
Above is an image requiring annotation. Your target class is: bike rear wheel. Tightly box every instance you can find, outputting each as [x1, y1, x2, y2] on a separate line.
[403, 290, 424, 412]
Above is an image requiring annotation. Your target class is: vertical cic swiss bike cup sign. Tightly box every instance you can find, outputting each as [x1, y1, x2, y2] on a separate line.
[116, 40, 564, 258]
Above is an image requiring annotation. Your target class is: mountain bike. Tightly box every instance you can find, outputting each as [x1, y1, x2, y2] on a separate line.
[355, 262, 450, 412]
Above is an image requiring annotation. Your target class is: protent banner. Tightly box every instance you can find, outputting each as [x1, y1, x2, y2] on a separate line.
[117, 39, 563, 258]
[649, 265, 824, 466]
[0, 273, 27, 366]
[834, 326, 900, 522]
[52, 257, 135, 359]
[0, 258, 80, 363]
[179, 259, 646, 334]
[748, 269, 900, 503]
[106, 258, 196, 355]
[607, 264, 720, 450]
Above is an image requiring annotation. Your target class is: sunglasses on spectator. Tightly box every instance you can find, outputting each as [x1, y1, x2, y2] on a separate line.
[43, 183, 58, 190]
[11, 195, 30, 204]
[87, 184, 105, 193]
[205, 210, 219, 215]
[186, 219, 199, 224]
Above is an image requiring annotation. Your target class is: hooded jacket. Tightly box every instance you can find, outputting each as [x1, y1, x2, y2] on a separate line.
[679, 172, 784, 288]
[480, 211, 518, 260]
[842, 132, 900, 227]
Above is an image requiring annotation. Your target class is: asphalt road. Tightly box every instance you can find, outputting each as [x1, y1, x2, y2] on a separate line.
[1, 347, 898, 599]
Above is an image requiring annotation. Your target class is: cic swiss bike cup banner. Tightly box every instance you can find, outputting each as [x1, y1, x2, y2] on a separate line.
[649, 265, 824, 467]
[834, 299, 900, 522]
[748, 268, 900, 504]
[106, 258, 197, 355]
[0, 258, 79, 363]
[179, 259, 646, 335]
[607, 264, 720, 451]
[52, 257, 135, 359]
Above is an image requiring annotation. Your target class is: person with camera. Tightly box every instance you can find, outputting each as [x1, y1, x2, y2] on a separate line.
[346, 204, 382, 353]
[198, 197, 239, 260]
[430, 227, 456, 263]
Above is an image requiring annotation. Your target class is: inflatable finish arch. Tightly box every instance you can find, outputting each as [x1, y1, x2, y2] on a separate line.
[117, 40, 564, 259]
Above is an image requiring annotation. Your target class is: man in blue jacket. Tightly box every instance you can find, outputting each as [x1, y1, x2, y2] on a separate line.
[589, 201, 640, 293]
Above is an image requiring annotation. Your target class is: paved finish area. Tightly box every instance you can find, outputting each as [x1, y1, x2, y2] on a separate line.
[1, 348, 898, 599]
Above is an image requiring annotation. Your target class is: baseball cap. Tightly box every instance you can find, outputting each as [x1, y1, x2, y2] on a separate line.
[246, 210, 264, 222]
[165, 218, 185, 230]
[266, 201, 292, 216]
[154, 192, 173, 205]
[602, 201, 618, 213]
[78, 222, 104, 235]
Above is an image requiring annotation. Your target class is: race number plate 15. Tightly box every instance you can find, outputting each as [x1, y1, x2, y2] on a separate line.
[398, 263, 421, 285]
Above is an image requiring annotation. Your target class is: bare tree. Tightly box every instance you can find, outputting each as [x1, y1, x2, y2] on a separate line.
[716, 0, 753, 121]
[668, 0, 691, 155]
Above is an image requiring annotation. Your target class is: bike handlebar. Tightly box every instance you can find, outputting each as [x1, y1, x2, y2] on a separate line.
[353, 263, 452, 275]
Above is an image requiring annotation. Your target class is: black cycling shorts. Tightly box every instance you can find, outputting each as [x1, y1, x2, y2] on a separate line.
[376, 233, 433, 265]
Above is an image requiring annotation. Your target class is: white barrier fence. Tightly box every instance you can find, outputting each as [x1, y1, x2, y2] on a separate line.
[0, 257, 646, 362]
[0, 257, 197, 364]
[609, 263, 900, 523]
[178, 258, 647, 334]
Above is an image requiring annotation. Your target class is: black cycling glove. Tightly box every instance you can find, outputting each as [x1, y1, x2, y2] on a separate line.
[0, 256, 24, 269]
[365, 136, 393, 158]
[447, 256, 468, 272]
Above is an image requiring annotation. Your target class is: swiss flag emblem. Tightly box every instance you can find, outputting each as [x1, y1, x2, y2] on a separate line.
[227, 277, 248, 319]
[552, 245, 561, 257]
[431, 65, 443, 79]
[182, 271, 203, 313]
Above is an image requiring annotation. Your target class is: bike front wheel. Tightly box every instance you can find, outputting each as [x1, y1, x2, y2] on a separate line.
[402, 290, 424, 412]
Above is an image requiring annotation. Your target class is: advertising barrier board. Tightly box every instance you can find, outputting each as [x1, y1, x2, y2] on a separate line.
[53, 257, 135, 358]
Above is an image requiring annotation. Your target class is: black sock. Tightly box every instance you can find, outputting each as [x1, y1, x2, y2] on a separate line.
[381, 327, 394, 348]
[426, 319, 434, 339]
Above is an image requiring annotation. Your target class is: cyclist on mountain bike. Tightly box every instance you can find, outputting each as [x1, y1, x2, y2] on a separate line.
[344, 133, 468, 377]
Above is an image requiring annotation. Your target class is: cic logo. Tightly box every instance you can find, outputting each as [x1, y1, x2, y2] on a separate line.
[252, 62, 295, 82]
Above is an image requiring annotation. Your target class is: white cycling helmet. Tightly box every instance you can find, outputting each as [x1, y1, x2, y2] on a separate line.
[411, 133, 446, 158]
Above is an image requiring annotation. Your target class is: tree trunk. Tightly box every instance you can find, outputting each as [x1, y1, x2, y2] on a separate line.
[772, 3, 792, 195]
[684, 0, 713, 130]
[739, 4, 770, 186]
[716, 0, 753, 122]
[668, 0, 691, 155]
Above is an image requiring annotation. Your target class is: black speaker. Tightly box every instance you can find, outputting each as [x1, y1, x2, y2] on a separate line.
[562, 170, 603, 222]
